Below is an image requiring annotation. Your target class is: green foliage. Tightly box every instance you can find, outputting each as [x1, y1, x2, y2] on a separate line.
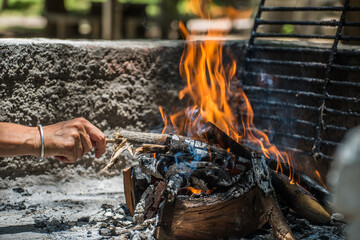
[281, 24, 295, 34]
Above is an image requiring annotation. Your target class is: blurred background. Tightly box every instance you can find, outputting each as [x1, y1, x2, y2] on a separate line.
[0, 0, 357, 40]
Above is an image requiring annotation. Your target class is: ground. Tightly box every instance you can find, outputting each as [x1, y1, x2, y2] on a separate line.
[0, 174, 124, 240]
[0, 172, 346, 240]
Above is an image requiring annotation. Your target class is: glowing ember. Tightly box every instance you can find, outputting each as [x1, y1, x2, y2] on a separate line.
[188, 187, 211, 195]
[160, 0, 294, 183]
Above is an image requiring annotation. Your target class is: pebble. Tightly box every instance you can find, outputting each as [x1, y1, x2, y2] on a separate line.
[331, 213, 346, 223]
[105, 211, 114, 217]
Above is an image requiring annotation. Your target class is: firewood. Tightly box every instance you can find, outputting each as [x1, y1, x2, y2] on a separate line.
[117, 128, 251, 169]
[123, 167, 135, 216]
[270, 170, 331, 224]
[144, 181, 167, 220]
[200, 122, 331, 207]
[116, 129, 167, 144]
[264, 194, 296, 240]
[157, 187, 270, 240]
[137, 144, 168, 154]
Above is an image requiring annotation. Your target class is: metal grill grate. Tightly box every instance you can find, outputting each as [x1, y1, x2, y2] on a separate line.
[241, 0, 360, 177]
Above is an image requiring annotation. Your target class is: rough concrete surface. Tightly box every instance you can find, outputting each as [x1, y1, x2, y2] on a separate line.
[0, 39, 188, 178]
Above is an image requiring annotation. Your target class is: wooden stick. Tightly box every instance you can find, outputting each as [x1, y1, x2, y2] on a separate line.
[116, 129, 168, 144]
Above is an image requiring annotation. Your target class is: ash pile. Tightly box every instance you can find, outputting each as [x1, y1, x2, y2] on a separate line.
[100, 122, 346, 240]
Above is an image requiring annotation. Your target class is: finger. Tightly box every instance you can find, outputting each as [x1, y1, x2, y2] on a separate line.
[81, 119, 106, 158]
[75, 123, 93, 156]
[74, 133, 83, 161]
[80, 132, 92, 156]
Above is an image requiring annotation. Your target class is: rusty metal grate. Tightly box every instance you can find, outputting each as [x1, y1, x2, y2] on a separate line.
[240, 0, 360, 175]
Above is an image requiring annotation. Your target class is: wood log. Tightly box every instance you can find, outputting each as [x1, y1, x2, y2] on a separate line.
[123, 167, 135, 216]
[264, 194, 296, 240]
[157, 187, 269, 240]
[270, 170, 331, 224]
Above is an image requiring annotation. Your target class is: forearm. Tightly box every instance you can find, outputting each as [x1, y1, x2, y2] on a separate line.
[0, 123, 40, 157]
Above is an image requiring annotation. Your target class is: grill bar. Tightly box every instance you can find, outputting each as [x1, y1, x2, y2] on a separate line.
[245, 71, 360, 88]
[248, 113, 317, 127]
[244, 86, 323, 98]
[253, 32, 335, 39]
[345, 21, 360, 26]
[249, 45, 360, 56]
[325, 107, 360, 117]
[331, 80, 360, 88]
[332, 64, 360, 71]
[244, 71, 325, 84]
[248, 98, 319, 111]
[341, 35, 360, 41]
[248, 45, 332, 53]
[247, 86, 359, 104]
[257, 19, 340, 26]
[245, 58, 327, 67]
[260, 6, 360, 11]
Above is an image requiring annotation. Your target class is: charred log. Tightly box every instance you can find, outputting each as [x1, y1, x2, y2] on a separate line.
[157, 187, 270, 240]
[270, 170, 331, 224]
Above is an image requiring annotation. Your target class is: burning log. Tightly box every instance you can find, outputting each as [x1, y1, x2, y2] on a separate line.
[198, 122, 332, 208]
[270, 170, 331, 224]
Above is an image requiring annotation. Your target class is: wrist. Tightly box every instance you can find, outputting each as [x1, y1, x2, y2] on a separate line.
[27, 126, 42, 157]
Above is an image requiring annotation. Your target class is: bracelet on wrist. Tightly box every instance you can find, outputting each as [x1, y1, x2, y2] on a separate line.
[37, 124, 44, 160]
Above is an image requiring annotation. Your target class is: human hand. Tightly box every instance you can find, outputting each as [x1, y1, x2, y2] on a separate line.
[41, 118, 106, 163]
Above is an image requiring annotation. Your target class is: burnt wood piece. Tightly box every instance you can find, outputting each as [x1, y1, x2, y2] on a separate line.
[138, 154, 249, 195]
[264, 194, 296, 240]
[123, 167, 135, 216]
[157, 187, 270, 240]
[200, 121, 253, 159]
[200, 122, 331, 206]
[270, 170, 331, 224]
[144, 181, 167, 220]
[251, 152, 295, 240]
[133, 167, 151, 206]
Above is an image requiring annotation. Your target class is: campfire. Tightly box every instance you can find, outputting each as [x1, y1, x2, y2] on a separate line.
[100, 0, 357, 239]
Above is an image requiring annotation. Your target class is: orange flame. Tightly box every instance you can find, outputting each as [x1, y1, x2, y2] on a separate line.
[314, 170, 327, 189]
[160, 0, 293, 181]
